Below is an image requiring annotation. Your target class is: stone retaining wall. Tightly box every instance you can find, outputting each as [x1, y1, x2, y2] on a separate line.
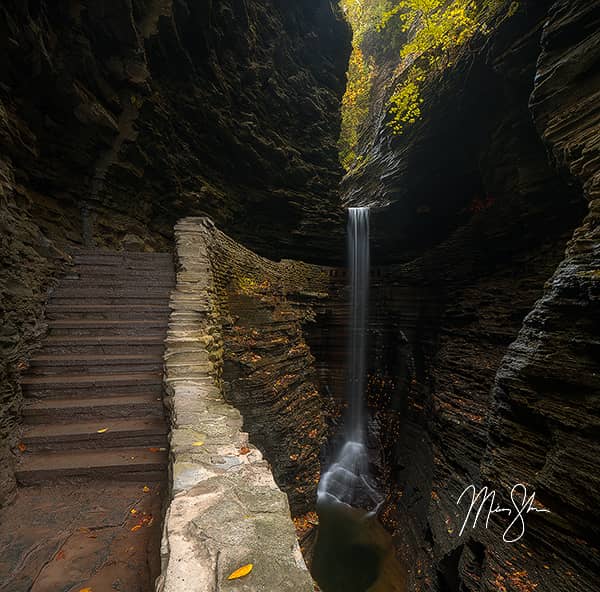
[157, 217, 314, 592]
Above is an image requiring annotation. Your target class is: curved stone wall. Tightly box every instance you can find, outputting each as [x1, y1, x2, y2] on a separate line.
[158, 217, 314, 591]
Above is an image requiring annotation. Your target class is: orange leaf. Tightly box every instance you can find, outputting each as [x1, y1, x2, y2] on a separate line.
[55, 550, 66, 560]
[148, 447, 160, 453]
[240, 446, 250, 455]
[17, 443, 27, 452]
[227, 563, 253, 580]
[131, 524, 142, 532]
[79, 588, 93, 592]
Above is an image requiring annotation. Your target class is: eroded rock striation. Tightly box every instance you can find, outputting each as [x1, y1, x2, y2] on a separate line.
[342, 0, 599, 590]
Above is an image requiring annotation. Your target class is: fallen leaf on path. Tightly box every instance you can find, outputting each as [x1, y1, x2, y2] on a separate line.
[131, 524, 142, 532]
[192, 441, 204, 447]
[55, 550, 65, 560]
[78, 588, 93, 592]
[130, 508, 138, 515]
[240, 446, 250, 454]
[97, 428, 108, 433]
[148, 447, 160, 452]
[227, 563, 253, 580]
[17, 443, 26, 452]
[142, 485, 150, 493]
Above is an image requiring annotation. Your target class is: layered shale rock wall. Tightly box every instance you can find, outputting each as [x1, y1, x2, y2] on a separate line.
[159, 217, 317, 592]
[0, 0, 350, 504]
[345, 1, 599, 590]
[204, 220, 345, 518]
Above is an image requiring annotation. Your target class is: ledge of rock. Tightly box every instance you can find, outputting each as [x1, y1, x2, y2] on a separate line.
[157, 217, 313, 592]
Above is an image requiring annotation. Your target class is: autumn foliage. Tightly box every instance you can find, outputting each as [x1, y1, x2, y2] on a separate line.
[338, 0, 520, 163]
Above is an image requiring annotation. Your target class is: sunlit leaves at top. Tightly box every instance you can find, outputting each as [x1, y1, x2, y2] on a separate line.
[382, 0, 519, 134]
[338, 0, 519, 153]
[338, 1, 391, 171]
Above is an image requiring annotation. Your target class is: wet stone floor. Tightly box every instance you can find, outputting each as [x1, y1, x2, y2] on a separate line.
[0, 480, 162, 592]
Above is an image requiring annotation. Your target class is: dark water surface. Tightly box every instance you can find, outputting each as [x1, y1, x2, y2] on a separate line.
[312, 503, 406, 592]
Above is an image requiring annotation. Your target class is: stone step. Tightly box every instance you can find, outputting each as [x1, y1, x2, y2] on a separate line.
[23, 394, 165, 423]
[21, 418, 168, 451]
[46, 304, 171, 320]
[60, 276, 175, 287]
[72, 250, 172, 258]
[51, 287, 172, 298]
[48, 296, 172, 306]
[72, 257, 173, 270]
[15, 446, 169, 484]
[48, 319, 169, 337]
[40, 334, 166, 356]
[72, 251, 173, 260]
[21, 372, 163, 398]
[28, 354, 163, 375]
[68, 270, 176, 284]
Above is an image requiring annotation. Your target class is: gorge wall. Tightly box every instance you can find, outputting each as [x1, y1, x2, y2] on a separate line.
[343, 1, 599, 591]
[0, 0, 350, 505]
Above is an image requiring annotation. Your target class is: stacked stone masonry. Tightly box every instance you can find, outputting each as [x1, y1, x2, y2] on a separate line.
[158, 217, 316, 592]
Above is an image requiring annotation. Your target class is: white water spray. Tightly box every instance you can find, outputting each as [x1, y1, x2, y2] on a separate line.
[317, 207, 381, 510]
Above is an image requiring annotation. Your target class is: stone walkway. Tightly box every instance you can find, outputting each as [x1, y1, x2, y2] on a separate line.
[0, 481, 162, 592]
[157, 217, 314, 592]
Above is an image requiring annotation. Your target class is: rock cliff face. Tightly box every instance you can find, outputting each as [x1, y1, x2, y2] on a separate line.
[343, 0, 599, 590]
[207, 224, 342, 516]
[0, 0, 350, 504]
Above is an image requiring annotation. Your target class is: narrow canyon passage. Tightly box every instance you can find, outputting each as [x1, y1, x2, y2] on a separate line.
[1, 1, 598, 592]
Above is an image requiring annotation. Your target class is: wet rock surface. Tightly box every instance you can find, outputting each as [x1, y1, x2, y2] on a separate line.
[344, 0, 600, 590]
[0, 480, 163, 592]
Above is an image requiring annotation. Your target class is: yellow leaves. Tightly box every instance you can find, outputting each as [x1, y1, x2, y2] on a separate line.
[381, 0, 518, 136]
[339, 38, 374, 169]
[142, 485, 150, 493]
[388, 69, 424, 134]
[227, 563, 253, 580]
[192, 441, 204, 447]
[131, 512, 154, 531]
[97, 428, 108, 433]
[78, 588, 93, 592]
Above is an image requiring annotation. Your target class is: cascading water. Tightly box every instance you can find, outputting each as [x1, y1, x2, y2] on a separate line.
[312, 208, 407, 592]
[317, 207, 381, 511]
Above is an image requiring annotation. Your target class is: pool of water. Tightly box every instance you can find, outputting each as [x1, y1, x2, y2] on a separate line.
[311, 503, 407, 592]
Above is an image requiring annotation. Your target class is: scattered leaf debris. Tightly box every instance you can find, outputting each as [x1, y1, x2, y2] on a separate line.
[227, 563, 253, 580]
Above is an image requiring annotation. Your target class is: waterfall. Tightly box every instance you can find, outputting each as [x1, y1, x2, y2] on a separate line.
[317, 207, 381, 510]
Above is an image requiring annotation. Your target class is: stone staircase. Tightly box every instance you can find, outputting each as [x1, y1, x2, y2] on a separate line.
[16, 250, 174, 484]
